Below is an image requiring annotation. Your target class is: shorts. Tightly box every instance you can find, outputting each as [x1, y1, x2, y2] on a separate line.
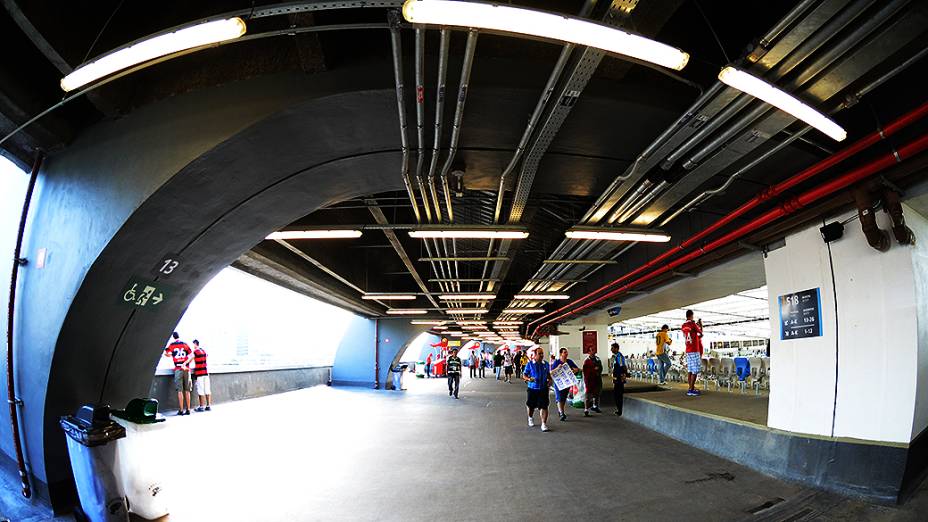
[686, 352, 701, 374]
[554, 385, 571, 403]
[195, 375, 211, 396]
[504, 366, 513, 375]
[585, 379, 602, 396]
[173, 369, 192, 392]
[526, 388, 550, 410]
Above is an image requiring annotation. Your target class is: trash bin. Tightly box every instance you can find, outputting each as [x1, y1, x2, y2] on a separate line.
[415, 360, 426, 378]
[391, 364, 408, 390]
[60, 404, 129, 522]
[109, 398, 169, 520]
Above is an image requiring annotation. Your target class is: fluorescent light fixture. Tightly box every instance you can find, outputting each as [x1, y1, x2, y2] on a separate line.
[438, 294, 496, 300]
[362, 294, 416, 300]
[502, 308, 546, 314]
[513, 294, 570, 300]
[446, 309, 489, 314]
[448, 331, 465, 336]
[718, 66, 846, 142]
[411, 320, 446, 325]
[409, 229, 528, 239]
[493, 321, 524, 325]
[456, 321, 487, 325]
[61, 18, 247, 92]
[386, 309, 428, 315]
[403, 1, 688, 70]
[565, 227, 670, 242]
[432, 326, 448, 330]
[267, 230, 363, 240]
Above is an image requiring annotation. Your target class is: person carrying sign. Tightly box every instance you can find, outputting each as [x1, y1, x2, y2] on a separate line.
[681, 310, 704, 396]
[551, 348, 580, 422]
[611, 343, 628, 416]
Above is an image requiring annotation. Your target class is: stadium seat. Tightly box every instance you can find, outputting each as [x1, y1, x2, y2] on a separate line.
[734, 357, 751, 393]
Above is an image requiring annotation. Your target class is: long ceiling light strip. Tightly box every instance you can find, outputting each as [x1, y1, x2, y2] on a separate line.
[409, 230, 528, 239]
[493, 321, 524, 325]
[267, 230, 363, 240]
[61, 18, 247, 92]
[438, 294, 497, 300]
[502, 308, 546, 314]
[386, 309, 429, 315]
[402, 0, 689, 71]
[718, 66, 847, 142]
[410, 320, 446, 325]
[513, 294, 571, 300]
[362, 294, 417, 300]
[446, 309, 489, 314]
[565, 227, 670, 242]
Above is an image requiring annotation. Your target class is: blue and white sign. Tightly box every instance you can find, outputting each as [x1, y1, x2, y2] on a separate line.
[778, 288, 822, 340]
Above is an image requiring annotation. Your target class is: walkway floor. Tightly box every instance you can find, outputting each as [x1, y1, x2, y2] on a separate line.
[625, 379, 770, 426]
[4, 376, 928, 521]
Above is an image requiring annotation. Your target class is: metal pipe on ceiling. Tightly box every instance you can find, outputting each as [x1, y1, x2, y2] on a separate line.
[414, 28, 433, 223]
[389, 25, 422, 223]
[612, 180, 670, 224]
[431, 29, 451, 221]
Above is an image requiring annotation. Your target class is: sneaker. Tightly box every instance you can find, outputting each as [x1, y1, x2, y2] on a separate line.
[205, 406, 211, 411]
[686, 390, 697, 396]
[541, 423, 550, 432]
[449, 390, 453, 396]
[592, 406, 602, 414]
[528, 417, 535, 427]
[584, 410, 591, 417]
[559, 413, 567, 422]
[194, 407, 204, 412]
[659, 381, 667, 385]
[692, 389, 701, 396]
[454, 395, 459, 399]
[175, 410, 185, 416]
[183, 410, 191, 416]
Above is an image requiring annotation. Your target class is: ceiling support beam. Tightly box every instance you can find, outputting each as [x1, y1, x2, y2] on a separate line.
[367, 200, 442, 309]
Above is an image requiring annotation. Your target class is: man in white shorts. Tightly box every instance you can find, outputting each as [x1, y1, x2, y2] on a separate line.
[192, 339, 213, 411]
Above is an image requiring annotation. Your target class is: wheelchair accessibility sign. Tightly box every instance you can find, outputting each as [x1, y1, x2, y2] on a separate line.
[120, 278, 170, 310]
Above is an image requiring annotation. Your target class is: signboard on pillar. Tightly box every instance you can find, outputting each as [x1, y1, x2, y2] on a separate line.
[778, 287, 823, 340]
[582, 330, 597, 354]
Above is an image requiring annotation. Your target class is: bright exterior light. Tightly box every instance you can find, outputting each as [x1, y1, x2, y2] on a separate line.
[438, 294, 496, 300]
[267, 230, 363, 240]
[565, 228, 670, 242]
[502, 308, 546, 314]
[362, 294, 416, 300]
[493, 321, 523, 325]
[411, 320, 446, 325]
[513, 294, 570, 300]
[60, 18, 247, 92]
[718, 66, 846, 142]
[386, 309, 428, 315]
[402, 0, 688, 70]
[409, 229, 528, 239]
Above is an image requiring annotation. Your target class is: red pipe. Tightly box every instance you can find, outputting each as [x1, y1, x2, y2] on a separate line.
[532, 133, 928, 335]
[529, 100, 928, 333]
[7, 152, 43, 498]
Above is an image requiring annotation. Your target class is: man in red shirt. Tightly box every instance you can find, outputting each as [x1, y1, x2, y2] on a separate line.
[425, 352, 433, 378]
[163, 332, 194, 415]
[681, 310, 704, 396]
[192, 339, 212, 412]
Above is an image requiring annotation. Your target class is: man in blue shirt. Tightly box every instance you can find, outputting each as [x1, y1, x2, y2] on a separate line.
[611, 342, 628, 416]
[522, 347, 551, 432]
[551, 348, 580, 422]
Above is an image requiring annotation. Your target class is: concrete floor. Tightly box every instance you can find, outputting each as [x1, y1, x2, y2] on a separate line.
[3, 375, 928, 521]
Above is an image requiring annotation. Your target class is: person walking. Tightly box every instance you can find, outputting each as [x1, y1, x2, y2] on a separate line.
[469, 350, 479, 379]
[682, 310, 704, 396]
[163, 332, 194, 416]
[446, 348, 462, 398]
[551, 348, 580, 422]
[611, 343, 628, 416]
[513, 349, 523, 377]
[478, 350, 487, 378]
[582, 346, 604, 417]
[425, 352, 433, 379]
[493, 350, 504, 380]
[502, 349, 514, 383]
[655, 325, 673, 385]
[522, 348, 551, 432]
[192, 339, 212, 412]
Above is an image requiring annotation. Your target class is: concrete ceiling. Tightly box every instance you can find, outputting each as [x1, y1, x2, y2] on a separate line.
[571, 251, 766, 325]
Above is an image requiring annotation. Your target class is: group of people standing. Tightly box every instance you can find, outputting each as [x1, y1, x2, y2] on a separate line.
[163, 332, 213, 415]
